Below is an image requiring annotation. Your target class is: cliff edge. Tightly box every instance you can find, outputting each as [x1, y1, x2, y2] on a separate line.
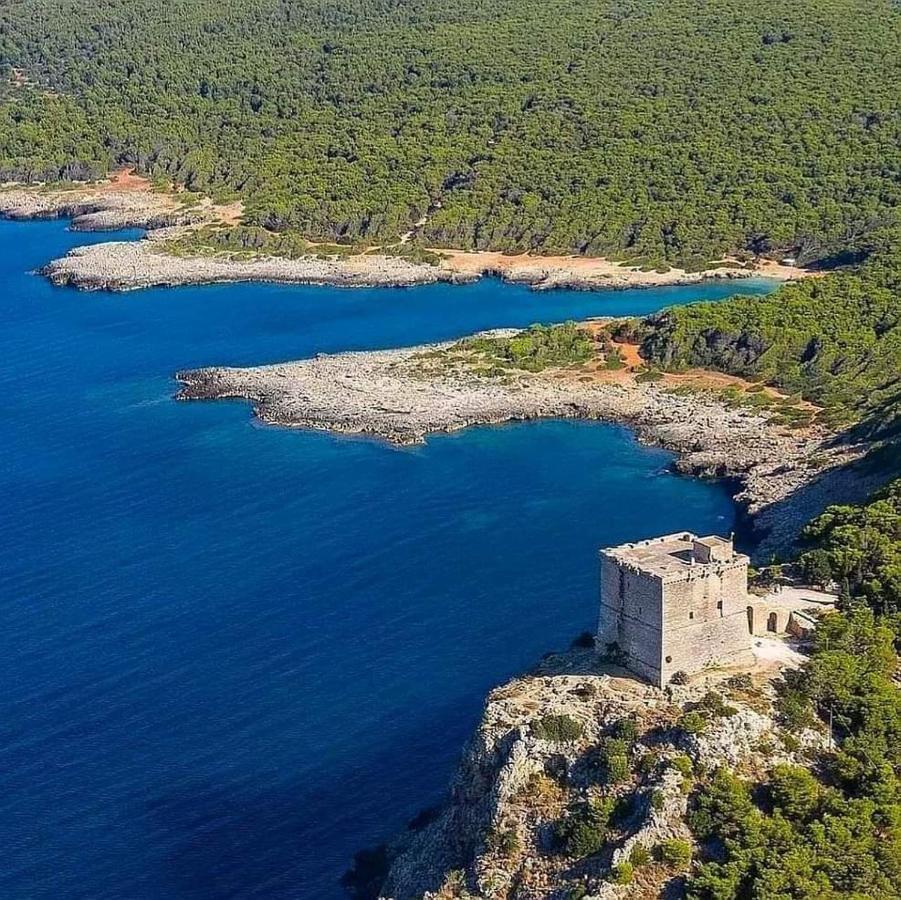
[353, 644, 824, 900]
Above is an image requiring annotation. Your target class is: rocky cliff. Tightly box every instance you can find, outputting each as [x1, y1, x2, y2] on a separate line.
[355, 645, 824, 900]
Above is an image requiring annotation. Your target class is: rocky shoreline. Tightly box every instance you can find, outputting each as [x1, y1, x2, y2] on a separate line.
[2, 181, 814, 293]
[41, 234, 799, 294]
[0, 183, 206, 231]
[41, 238, 470, 291]
[175, 336, 874, 560]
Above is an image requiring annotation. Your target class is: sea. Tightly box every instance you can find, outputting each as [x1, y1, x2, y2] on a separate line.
[0, 219, 776, 898]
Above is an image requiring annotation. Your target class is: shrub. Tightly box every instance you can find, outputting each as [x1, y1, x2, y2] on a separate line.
[612, 717, 639, 746]
[486, 826, 520, 858]
[555, 798, 614, 857]
[532, 714, 584, 742]
[570, 631, 595, 649]
[696, 691, 738, 718]
[629, 844, 651, 867]
[604, 347, 625, 370]
[679, 710, 708, 735]
[611, 861, 634, 884]
[566, 886, 588, 900]
[638, 750, 661, 777]
[635, 366, 664, 383]
[670, 671, 689, 685]
[455, 322, 594, 372]
[657, 838, 692, 869]
[669, 754, 694, 778]
[594, 737, 631, 784]
[769, 764, 821, 822]
[649, 789, 665, 810]
[776, 681, 817, 729]
[725, 673, 753, 691]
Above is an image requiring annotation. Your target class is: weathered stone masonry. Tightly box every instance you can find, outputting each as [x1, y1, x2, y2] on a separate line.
[597, 533, 755, 686]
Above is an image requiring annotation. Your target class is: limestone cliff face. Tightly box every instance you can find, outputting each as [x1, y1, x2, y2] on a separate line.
[373, 648, 822, 900]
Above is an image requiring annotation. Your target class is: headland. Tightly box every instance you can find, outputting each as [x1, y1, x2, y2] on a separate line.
[175, 326, 876, 560]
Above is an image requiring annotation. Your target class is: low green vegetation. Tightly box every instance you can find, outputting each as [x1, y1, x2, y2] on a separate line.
[165, 225, 320, 260]
[454, 323, 594, 373]
[485, 826, 520, 858]
[686, 608, 901, 899]
[610, 861, 633, 884]
[656, 838, 692, 870]
[630, 242, 901, 435]
[554, 797, 615, 857]
[593, 736, 631, 785]
[531, 713, 584, 742]
[629, 844, 651, 867]
[164, 224, 445, 265]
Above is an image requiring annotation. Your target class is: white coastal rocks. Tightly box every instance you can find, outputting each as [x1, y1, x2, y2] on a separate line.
[41, 238, 470, 291]
[375, 647, 812, 900]
[175, 337, 865, 557]
[0, 186, 202, 231]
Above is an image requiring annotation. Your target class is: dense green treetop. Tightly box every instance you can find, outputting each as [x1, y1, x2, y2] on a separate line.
[688, 608, 901, 900]
[0, 0, 899, 262]
[799, 478, 901, 615]
[630, 240, 901, 433]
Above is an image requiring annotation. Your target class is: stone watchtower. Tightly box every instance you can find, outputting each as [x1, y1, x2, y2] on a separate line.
[597, 532, 754, 686]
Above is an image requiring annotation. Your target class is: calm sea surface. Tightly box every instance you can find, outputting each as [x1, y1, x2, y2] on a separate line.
[0, 220, 774, 898]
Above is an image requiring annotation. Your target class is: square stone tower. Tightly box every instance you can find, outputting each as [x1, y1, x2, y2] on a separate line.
[597, 532, 754, 686]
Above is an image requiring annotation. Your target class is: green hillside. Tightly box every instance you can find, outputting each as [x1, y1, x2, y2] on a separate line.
[1, 0, 899, 263]
[630, 240, 901, 436]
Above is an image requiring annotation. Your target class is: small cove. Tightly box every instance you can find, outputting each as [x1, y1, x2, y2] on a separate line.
[0, 220, 776, 898]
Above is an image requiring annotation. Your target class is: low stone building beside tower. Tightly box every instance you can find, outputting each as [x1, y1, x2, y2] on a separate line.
[597, 532, 755, 686]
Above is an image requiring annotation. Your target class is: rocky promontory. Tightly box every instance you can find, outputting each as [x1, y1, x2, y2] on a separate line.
[356, 645, 825, 900]
[175, 332, 871, 558]
[41, 238, 470, 291]
[0, 183, 206, 231]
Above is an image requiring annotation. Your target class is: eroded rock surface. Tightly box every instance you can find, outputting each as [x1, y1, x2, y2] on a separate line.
[373, 648, 823, 900]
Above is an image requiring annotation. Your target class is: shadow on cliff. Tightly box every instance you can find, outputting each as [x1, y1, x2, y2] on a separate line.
[746, 444, 898, 562]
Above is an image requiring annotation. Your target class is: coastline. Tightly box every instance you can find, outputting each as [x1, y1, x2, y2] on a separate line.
[175, 335, 873, 560]
[1, 179, 815, 293]
[2, 179, 875, 553]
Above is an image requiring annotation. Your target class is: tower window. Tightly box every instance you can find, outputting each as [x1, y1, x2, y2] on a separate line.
[689, 611, 694, 620]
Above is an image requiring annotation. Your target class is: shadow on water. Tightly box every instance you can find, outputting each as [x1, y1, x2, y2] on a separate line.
[149, 689, 483, 899]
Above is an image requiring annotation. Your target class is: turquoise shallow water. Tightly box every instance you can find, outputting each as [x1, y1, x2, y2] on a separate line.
[0, 220, 773, 898]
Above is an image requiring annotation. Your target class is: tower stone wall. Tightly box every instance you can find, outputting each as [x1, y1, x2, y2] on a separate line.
[597, 532, 755, 686]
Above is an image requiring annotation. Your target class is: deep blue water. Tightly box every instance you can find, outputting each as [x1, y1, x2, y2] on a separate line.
[0, 220, 773, 899]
